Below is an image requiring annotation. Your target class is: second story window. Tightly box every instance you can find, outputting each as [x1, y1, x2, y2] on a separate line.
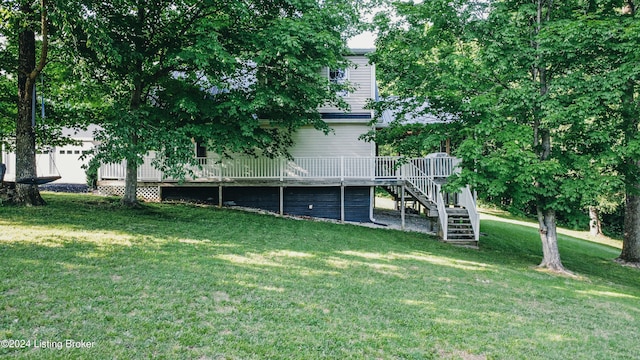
[196, 142, 207, 165]
[329, 68, 349, 97]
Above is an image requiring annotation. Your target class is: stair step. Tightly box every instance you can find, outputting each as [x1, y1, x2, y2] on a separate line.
[448, 216, 470, 221]
[449, 221, 472, 225]
[448, 227, 473, 232]
[448, 221, 471, 226]
[446, 209, 469, 216]
[447, 234, 476, 240]
[444, 239, 479, 247]
[400, 173, 478, 244]
[449, 224, 472, 229]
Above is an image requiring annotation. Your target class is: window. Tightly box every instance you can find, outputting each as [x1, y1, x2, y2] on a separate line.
[329, 68, 348, 97]
[196, 142, 207, 165]
[196, 143, 207, 158]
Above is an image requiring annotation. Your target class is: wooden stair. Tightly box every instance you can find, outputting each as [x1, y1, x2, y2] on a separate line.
[446, 207, 477, 245]
[404, 183, 439, 217]
[381, 184, 439, 217]
[378, 159, 478, 245]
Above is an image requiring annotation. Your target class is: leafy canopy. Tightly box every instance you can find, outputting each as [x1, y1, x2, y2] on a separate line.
[372, 0, 637, 219]
[60, 0, 365, 178]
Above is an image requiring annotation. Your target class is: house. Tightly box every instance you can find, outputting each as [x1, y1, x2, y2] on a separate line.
[97, 48, 479, 244]
[3, 49, 479, 244]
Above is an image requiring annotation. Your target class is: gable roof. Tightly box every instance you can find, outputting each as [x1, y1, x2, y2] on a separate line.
[346, 48, 375, 56]
[375, 97, 457, 128]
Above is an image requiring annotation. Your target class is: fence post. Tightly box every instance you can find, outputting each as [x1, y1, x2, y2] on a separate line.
[371, 156, 375, 180]
[280, 158, 284, 182]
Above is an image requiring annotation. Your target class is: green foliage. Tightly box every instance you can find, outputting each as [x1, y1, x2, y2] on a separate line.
[0, 1, 87, 152]
[0, 8, 17, 148]
[362, 121, 454, 157]
[0, 72, 14, 148]
[373, 0, 638, 233]
[84, 156, 100, 189]
[57, 0, 363, 182]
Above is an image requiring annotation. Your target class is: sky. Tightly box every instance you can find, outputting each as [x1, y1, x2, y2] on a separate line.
[348, 31, 376, 49]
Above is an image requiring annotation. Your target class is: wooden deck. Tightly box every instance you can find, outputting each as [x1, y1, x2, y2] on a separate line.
[97, 155, 479, 243]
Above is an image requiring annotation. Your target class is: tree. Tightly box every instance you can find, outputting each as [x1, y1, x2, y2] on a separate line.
[372, 0, 639, 272]
[535, 0, 640, 262]
[1, 5, 90, 175]
[615, 1, 640, 263]
[11, 0, 49, 205]
[61, 0, 363, 206]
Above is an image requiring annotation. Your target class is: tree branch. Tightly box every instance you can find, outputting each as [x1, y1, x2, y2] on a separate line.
[29, 0, 48, 81]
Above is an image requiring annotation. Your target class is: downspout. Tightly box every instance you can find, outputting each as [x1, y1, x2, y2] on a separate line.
[369, 186, 376, 222]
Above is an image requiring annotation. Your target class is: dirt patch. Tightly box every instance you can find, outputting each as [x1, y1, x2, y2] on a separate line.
[614, 258, 640, 269]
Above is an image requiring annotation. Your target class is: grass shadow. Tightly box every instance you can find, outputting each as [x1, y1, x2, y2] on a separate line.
[1, 193, 640, 359]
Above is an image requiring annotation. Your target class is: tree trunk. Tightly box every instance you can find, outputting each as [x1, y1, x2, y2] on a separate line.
[121, 132, 140, 206]
[619, 1, 639, 263]
[121, 79, 143, 207]
[618, 1, 640, 264]
[620, 161, 640, 263]
[122, 155, 139, 206]
[589, 206, 602, 237]
[537, 208, 565, 271]
[529, 1, 567, 273]
[533, 127, 565, 273]
[15, 1, 46, 206]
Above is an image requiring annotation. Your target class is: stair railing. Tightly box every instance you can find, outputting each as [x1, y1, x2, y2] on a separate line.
[457, 186, 480, 241]
[436, 189, 449, 241]
[402, 162, 449, 240]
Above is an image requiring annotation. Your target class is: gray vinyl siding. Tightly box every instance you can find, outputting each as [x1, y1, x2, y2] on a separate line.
[319, 55, 375, 114]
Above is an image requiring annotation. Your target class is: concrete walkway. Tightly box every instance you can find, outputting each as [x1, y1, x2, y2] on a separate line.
[349, 197, 437, 235]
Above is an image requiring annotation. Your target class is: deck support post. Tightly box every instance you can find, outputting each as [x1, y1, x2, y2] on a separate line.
[218, 185, 223, 208]
[340, 183, 345, 223]
[279, 186, 284, 216]
[401, 183, 406, 230]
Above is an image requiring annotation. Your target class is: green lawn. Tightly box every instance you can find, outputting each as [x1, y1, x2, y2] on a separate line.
[1, 193, 638, 359]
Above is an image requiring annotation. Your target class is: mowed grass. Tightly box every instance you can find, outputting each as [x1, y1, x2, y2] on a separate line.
[1, 193, 639, 359]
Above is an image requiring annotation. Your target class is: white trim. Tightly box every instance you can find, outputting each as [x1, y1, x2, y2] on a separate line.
[370, 62, 376, 102]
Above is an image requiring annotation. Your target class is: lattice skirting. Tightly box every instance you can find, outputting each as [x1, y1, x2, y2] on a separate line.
[97, 185, 160, 202]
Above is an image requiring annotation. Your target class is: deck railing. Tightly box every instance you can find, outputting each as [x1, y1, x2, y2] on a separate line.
[97, 154, 477, 240]
[98, 155, 460, 182]
[401, 160, 450, 240]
